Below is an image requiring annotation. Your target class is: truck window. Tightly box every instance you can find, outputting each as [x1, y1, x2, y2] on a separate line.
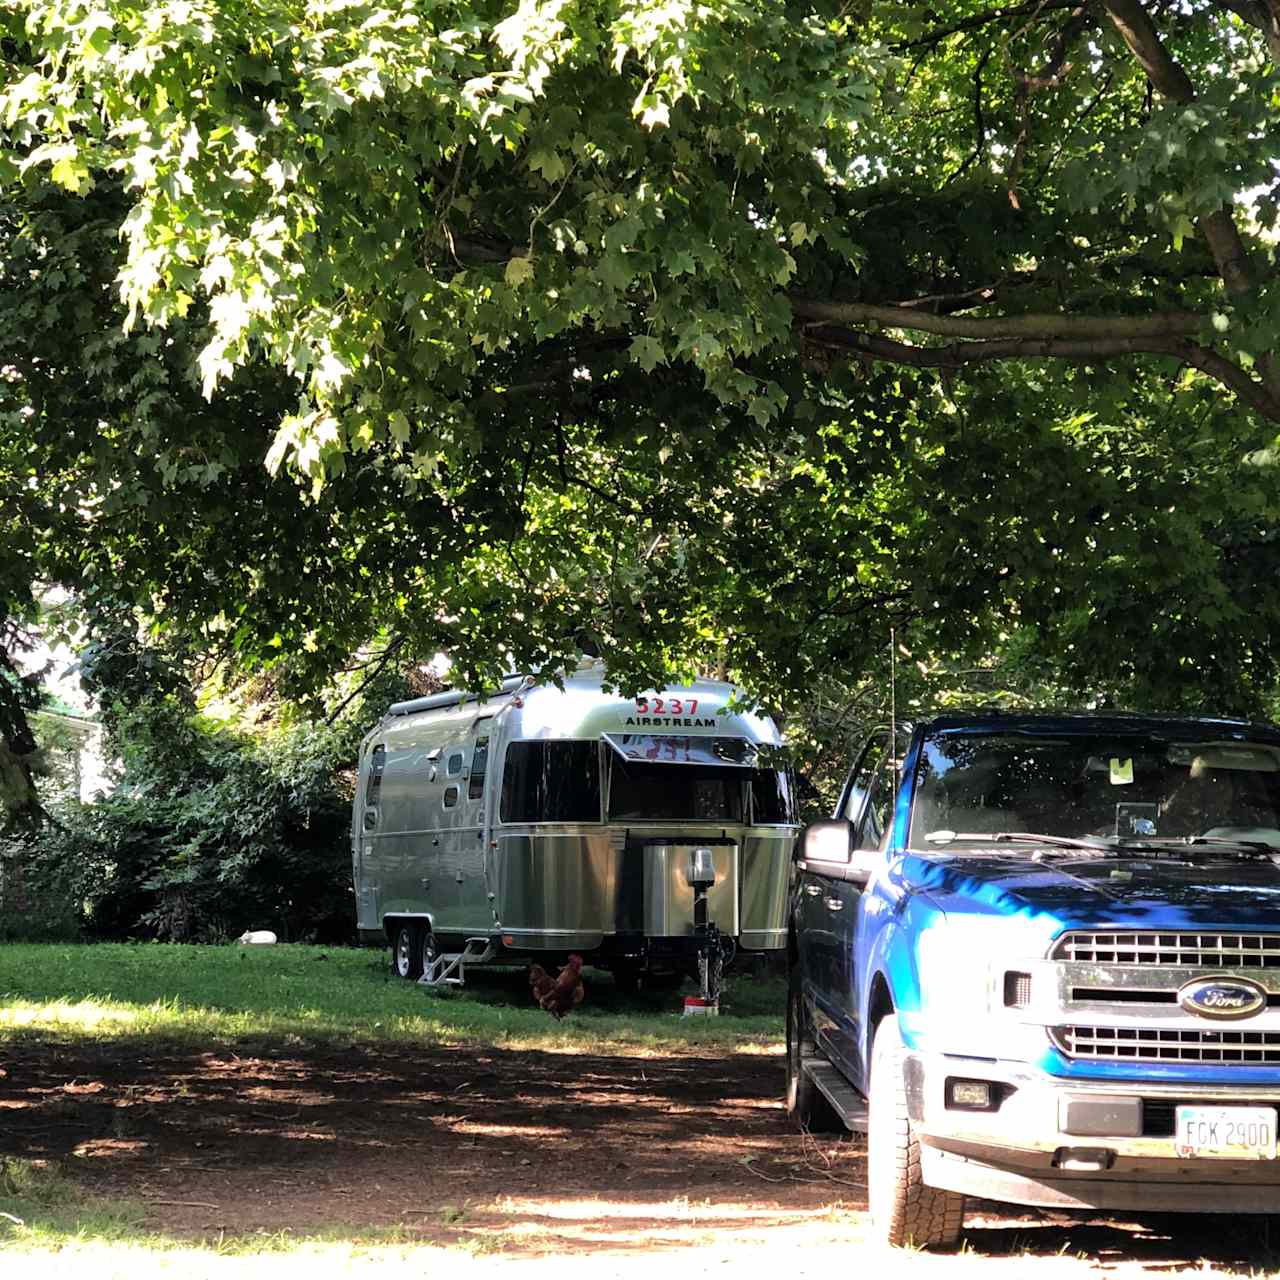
[469, 735, 489, 801]
[608, 760, 745, 822]
[841, 734, 889, 824]
[855, 756, 895, 850]
[364, 744, 386, 807]
[446, 750, 464, 777]
[500, 740, 602, 822]
[443, 784, 460, 809]
[909, 731, 1280, 844]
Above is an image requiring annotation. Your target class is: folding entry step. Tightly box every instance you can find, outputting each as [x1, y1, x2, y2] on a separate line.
[803, 1059, 869, 1133]
[419, 937, 496, 987]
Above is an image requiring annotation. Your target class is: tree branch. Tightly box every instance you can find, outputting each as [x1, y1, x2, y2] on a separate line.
[947, 46, 995, 183]
[790, 295, 1200, 340]
[1102, 0, 1196, 97]
[1207, 0, 1280, 66]
[893, 0, 1083, 49]
[1007, 4, 1093, 207]
[803, 325, 1280, 421]
[325, 635, 405, 725]
[1102, 0, 1276, 396]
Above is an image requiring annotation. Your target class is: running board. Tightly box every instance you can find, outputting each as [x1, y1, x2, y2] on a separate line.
[804, 1060, 869, 1133]
[419, 937, 497, 988]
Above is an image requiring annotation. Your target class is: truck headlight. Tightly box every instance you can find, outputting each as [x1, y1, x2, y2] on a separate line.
[909, 917, 1050, 1061]
[915, 920, 997, 1027]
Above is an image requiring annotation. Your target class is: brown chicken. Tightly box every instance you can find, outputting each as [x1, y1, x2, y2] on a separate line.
[536, 954, 585, 1020]
[528, 963, 556, 1007]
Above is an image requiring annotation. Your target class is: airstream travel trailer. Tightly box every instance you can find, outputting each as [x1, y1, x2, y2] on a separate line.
[352, 662, 798, 988]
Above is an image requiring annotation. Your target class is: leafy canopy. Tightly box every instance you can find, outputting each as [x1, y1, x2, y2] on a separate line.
[1, 0, 1279, 750]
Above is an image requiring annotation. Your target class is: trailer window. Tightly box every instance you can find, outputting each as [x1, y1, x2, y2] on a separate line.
[364, 744, 386, 806]
[446, 751, 464, 777]
[443, 784, 460, 809]
[608, 760, 745, 822]
[751, 769, 795, 824]
[501, 741, 602, 822]
[469, 735, 489, 801]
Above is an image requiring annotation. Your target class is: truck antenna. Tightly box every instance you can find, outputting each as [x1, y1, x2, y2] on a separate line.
[889, 625, 897, 742]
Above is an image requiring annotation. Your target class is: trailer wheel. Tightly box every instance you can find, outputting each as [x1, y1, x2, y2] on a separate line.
[785, 966, 841, 1132]
[419, 927, 440, 982]
[611, 963, 646, 996]
[392, 923, 424, 981]
[867, 1014, 964, 1249]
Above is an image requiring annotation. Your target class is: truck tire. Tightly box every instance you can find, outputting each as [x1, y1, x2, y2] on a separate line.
[785, 966, 841, 1132]
[392, 923, 424, 980]
[868, 1014, 964, 1249]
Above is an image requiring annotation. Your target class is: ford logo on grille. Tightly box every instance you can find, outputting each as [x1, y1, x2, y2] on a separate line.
[1178, 976, 1268, 1020]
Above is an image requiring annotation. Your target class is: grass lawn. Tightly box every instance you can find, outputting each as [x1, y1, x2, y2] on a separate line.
[0, 941, 783, 1053]
[0, 943, 787, 1270]
[0, 1155, 508, 1276]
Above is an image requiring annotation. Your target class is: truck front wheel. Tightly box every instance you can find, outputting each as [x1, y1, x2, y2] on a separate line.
[785, 967, 841, 1132]
[868, 1014, 964, 1249]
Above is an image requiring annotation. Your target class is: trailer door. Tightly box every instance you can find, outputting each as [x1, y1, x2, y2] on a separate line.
[456, 723, 493, 930]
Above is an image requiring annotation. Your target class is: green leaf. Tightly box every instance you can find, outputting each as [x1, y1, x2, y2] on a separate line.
[505, 256, 534, 288]
[388, 410, 411, 445]
[629, 335, 665, 372]
[528, 148, 566, 183]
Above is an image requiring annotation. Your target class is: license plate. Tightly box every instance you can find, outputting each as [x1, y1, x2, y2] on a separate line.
[1175, 1105, 1277, 1159]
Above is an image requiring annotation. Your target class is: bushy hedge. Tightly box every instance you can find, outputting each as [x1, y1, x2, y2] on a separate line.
[1, 696, 360, 943]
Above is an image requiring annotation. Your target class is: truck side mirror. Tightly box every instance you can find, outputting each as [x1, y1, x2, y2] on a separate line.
[799, 819, 854, 866]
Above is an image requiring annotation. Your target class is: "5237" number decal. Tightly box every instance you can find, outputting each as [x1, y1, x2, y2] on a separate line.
[635, 696, 698, 716]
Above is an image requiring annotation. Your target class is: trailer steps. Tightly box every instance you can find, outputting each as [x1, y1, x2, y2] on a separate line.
[419, 937, 497, 988]
[803, 1059, 869, 1133]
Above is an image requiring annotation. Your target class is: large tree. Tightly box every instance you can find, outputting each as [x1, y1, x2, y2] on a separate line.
[2, 0, 1280, 817]
[3, 0, 1276, 437]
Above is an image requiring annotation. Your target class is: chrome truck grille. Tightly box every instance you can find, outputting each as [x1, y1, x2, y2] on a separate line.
[1052, 931, 1280, 969]
[1052, 1026, 1280, 1064]
[1049, 929, 1280, 1065]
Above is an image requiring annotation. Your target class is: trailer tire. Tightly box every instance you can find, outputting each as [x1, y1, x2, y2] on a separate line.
[392, 923, 424, 981]
[868, 1014, 964, 1250]
[419, 927, 440, 982]
[785, 966, 841, 1133]
[612, 965, 642, 996]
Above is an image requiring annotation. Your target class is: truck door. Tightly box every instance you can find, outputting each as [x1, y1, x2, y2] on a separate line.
[799, 733, 888, 1048]
[825, 739, 897, 1081]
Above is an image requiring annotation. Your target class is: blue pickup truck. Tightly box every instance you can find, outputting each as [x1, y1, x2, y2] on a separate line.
[788, 712, 1280, 1248]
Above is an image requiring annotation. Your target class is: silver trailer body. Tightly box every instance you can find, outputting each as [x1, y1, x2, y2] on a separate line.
[351, 664, 796, 969]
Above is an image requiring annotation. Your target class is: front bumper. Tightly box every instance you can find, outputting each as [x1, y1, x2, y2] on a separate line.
[907, 1049, 1280, 1212]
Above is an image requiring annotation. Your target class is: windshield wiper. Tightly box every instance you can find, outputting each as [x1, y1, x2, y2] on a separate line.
[1122, 835, 1280, 858]
[923, 830, 1113, 852]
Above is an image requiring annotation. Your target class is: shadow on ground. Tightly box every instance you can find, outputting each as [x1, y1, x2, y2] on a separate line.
[1, 1037, 1278, 1273]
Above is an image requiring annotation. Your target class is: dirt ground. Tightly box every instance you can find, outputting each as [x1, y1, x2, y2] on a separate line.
[4, 1036, 1280, 1276]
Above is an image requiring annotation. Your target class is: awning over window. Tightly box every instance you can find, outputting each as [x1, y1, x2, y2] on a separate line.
[602, 733, 759, 768]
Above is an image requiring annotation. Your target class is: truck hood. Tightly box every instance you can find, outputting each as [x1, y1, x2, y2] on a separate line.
[898, 847, 1280, 937]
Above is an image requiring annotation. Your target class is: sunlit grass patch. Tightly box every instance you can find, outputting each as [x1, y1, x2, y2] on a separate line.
[1, 1210, 500, 1278]
[0, 1156, 146, 1246]
[0, 943, 783, 1055]
[0, 1158, 428, 1263]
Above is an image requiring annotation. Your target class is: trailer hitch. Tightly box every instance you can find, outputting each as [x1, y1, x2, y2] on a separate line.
[687, 846, 725, 1013]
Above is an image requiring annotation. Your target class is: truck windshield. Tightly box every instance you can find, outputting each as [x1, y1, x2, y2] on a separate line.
[909, 731, 1280, 847]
